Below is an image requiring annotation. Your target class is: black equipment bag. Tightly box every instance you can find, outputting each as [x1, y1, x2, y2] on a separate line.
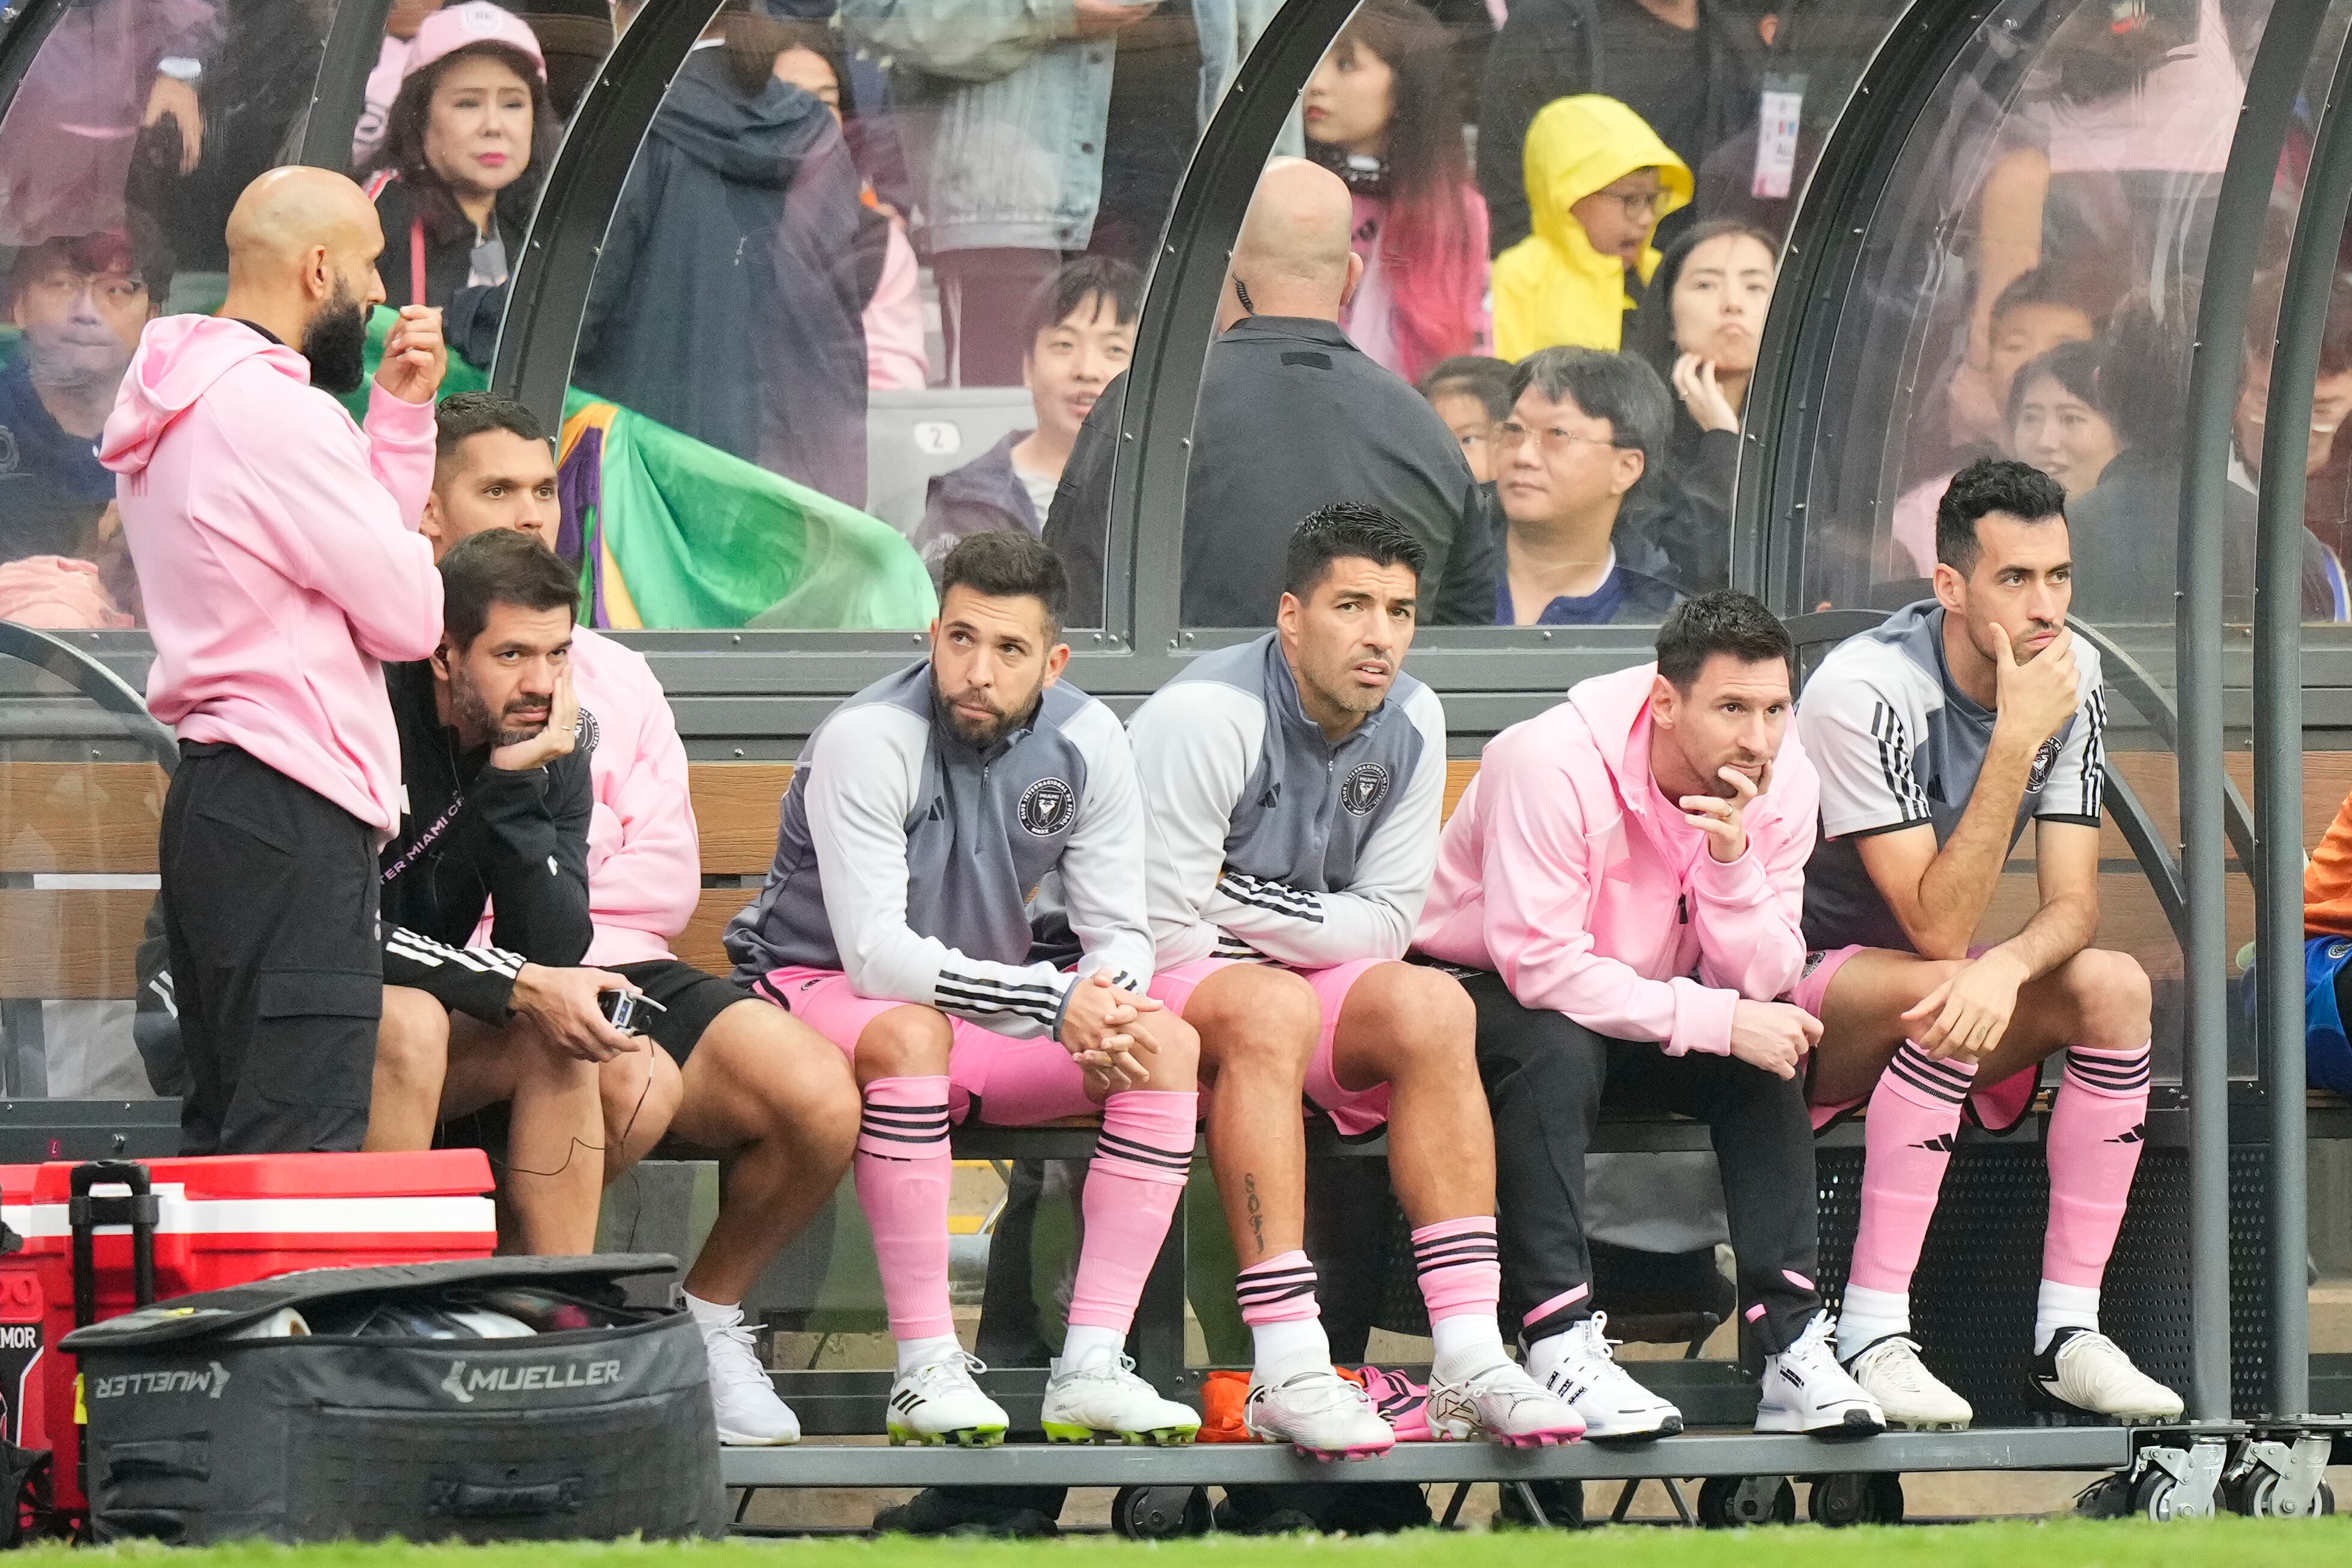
[60, 1254, 725, 1545]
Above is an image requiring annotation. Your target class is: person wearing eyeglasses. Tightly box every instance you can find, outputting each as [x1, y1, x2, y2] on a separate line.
[1470, 346, 1686, 628]
[1, 223, 175, 626]
[1490, 95, 1690, 359]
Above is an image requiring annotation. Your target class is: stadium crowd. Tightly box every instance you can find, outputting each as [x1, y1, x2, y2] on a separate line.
[7, 0, 2348, 1535]
[6, 0, 2347, 630]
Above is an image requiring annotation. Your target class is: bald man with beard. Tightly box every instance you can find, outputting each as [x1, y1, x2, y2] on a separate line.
[1043, 159, 1489, 627]
[100, 166, 450, 1155]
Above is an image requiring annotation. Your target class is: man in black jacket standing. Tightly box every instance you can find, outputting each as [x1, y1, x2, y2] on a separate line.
[368, 529, 644, 1254]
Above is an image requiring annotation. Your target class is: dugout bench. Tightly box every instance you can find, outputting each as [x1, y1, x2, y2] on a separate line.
[1, 622, 2347, 1528]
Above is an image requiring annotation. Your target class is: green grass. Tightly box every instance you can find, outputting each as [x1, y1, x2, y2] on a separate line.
[13, 1521, 2352, 1568]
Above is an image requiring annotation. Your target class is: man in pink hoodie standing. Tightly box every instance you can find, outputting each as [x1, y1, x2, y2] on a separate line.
[1416, 591, 1886, 1437]
[101, 166, 448, 1155]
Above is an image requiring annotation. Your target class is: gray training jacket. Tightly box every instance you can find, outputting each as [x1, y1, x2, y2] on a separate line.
[722, 661, 1154, 1039]
[1126, 633, 1450, 971]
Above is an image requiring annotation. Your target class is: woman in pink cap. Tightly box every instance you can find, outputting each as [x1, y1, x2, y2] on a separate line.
[359, 2, 556, 312]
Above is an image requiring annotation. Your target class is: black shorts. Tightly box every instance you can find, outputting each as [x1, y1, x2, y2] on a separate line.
[612, 959, 757, 1065]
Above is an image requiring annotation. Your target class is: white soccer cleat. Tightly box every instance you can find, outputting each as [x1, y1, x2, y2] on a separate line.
[1039, 1350, 1200, 1445]
[695, 1303, 802, 1445]
[2033, 1328, 2184, 1421]
[1428, 1358, 1586, 1448]
[1535, 1313, 1683, 1440]
[1845, 1335, 1973, 1431]
[1243, 1368, 1396, 1460]
[1756, 1312, 1886, 1436]
[886, 1351, 1010, 1447]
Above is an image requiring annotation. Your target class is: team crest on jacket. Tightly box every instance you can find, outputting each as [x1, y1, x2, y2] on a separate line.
[2026, 732, 2061, 794]
[1341, 762, 1391, 816]
[574, 705, 602, 757]
[1019, 777, 1076, 836]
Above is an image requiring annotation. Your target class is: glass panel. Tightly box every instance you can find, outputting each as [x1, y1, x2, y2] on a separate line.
[534, 0, 1238, 630]
[0, 651, 170, 1101]
[0, 0, 347, 631]
[1777, 0, 2351, 1089]
[1165, 0, 1911, 635]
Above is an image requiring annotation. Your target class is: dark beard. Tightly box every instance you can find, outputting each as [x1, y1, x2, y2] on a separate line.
[302, 281, 368, 394]
[450, 676, 544, 750]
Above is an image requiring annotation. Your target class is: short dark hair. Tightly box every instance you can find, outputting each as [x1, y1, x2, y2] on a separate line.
[8, 214, 177, 311]
[439, 529, 579, 652]
[434, 391, 549, 469]
[1934, 457, 2068, 574]
[1022, 255, 1143, 352]
[1419, 355, 1515, 422]
[1654, 590, 1794, 689]
[1508, 346, 1674, 476]
[2002, 337, 2112, 432]
[939, 530, 1068, 635]
[1283, 502, 1427, 600]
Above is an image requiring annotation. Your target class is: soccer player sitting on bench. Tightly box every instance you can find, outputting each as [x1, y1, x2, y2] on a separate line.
[1788, 458, 2180, 1427]
[1126, 504, 1580, 1457]
[1416, 592, 1886, 1436]
[725, 532, 1202, 1448]
[401, 392, 861, 1445]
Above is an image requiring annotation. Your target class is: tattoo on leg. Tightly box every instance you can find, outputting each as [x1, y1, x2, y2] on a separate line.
[1245, 1174, 1265, 1254]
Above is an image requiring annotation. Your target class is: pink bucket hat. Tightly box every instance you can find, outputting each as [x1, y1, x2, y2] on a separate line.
[404, 2, 548, 82]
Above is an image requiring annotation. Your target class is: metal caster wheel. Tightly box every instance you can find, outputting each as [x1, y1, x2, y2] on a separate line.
[1110, 1486, 1210, 1540]
[2227, 1471, 2339, 1519]
[1696, 1474, 1796, 1527]
[2132, 1471, 2184, 1521]
[1806, 1472, 1904, 1527]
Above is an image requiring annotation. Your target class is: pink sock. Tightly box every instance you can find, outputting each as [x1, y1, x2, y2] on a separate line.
[2043, 1044, 2151, 1287]
[1850, 1044, 1977, 1295]
[1237, 1250, 1321, 1324]
[1412, 1217, 1502, 1324]
[853, 1075, 954, 1341]
[1067, 1090, 1197, 1333]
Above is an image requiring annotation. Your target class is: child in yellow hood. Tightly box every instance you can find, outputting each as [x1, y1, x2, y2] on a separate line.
[1492, 96, 1693, 359]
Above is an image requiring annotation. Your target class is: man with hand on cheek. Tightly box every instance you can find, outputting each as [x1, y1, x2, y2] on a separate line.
[1417, 591, 1883, 1438]
[102, 166, 448, 1155]
[1790, 457, 2178, 1429]
[726, 531, 1201, 1449]
[364, 530, 641, 1257]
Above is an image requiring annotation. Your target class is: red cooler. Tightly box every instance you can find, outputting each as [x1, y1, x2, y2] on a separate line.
[0, 1151, 498, 1521]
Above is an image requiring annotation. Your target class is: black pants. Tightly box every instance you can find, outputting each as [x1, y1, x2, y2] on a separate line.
[160, 743, 382, 1155]
[1463, 970, 1821, 1354]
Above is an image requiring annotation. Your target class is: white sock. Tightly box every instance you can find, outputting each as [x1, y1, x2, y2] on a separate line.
[681, 1291, 742, 1330]
[895, 1332, 964, 1376]
[2035, 1281, 2100, 1354]
[1058, 1323, 1126, 1370]
[1249, 1316, 1331, 1387]
[1429, 1312, 1510, 1383]
[1835, 1284, 1910, 1362]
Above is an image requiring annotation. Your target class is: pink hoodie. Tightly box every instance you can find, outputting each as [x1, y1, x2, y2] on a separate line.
[100, 315, 442, 834]
[570, 627, 701, 966]
[1413, 662, 1819, 1056]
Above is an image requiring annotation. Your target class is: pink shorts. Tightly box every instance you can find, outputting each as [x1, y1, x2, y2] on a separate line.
[752, 967, 1097, 1126]
[1148, 955, 1394, 1138]
[1787, 944, 2039, 1135]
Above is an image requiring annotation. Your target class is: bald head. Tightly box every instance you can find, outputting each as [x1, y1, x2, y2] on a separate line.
[1222, 158, 1362, 330]
[227, 168, 384, 279]
[218, 168, 390, 385]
